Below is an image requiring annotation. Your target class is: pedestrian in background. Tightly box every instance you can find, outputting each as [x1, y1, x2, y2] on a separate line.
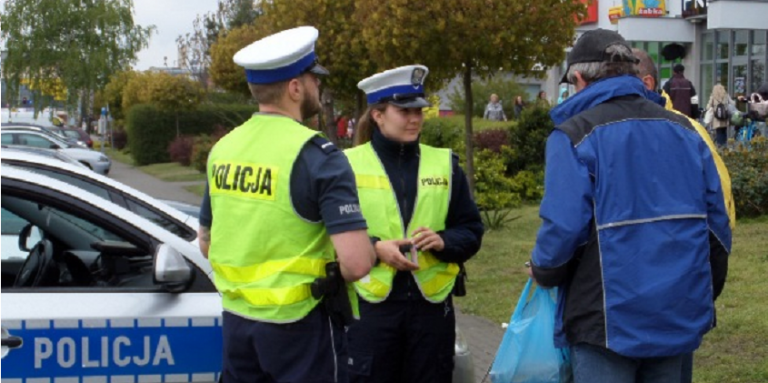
[197, 26, 376, 383]
[663, 64, 697, 118]
[704, 84, 736, 146]
[536, 90, 550, 106]
[345, 64, 484, 383]
[529, 29, 730, 383]
[513, 95, 526, 119]
[483, 93, 507, 121]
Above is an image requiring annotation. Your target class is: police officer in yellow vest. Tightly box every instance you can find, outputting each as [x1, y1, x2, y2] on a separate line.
[197, 26, 376, 383]
[344, 65, 484, 383]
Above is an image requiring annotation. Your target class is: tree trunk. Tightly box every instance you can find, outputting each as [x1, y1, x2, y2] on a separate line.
[463, 64, 475, 197]
[321, 87, 337, 145]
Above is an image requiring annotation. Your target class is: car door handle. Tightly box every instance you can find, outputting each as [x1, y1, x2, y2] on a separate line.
[2, 336, 23, 349]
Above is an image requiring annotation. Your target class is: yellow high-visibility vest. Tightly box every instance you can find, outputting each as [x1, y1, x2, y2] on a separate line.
[207, 114, 335, 323]
[345, 143, 459, 303]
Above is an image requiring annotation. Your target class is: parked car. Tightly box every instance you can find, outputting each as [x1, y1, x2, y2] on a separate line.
[1, 145, 89, 169]
[1, 165, 223, 381]
[48, 126, 93, 148]
[0, 150, 198, 257]
[2, 123, 87, 148]
[1, 128, 111, 174]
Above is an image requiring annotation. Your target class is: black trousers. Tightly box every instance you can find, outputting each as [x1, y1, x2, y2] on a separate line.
[346, 297, 456, 383]
[221, 306, 347, 383]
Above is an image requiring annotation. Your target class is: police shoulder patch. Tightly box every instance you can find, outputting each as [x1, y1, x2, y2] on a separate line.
[309, 135, 338, 155]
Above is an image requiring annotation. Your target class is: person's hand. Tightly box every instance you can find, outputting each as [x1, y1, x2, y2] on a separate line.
[375, 239, 419, 271]
[411, 227, 445, 252]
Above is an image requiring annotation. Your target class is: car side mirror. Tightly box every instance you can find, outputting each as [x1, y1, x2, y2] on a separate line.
[18, 224, 42, 252]
[49, 144, 60, 149]
[153, 244, 194, 292]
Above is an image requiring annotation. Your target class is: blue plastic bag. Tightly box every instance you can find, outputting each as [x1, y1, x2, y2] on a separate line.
[490, 279, 572, 383]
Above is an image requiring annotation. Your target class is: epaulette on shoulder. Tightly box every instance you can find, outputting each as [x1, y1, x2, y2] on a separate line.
[309, 135, 338, 155]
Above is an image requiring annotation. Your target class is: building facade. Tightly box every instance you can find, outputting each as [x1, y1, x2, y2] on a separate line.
[549, 0, 768, 106]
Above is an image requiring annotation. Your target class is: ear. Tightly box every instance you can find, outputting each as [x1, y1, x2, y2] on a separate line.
[286, 78, 302, 102]
[371, 107, 386, 126]
[641, 75, 656, 92]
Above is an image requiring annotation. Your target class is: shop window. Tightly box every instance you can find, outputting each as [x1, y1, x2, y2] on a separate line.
[716, 62, 728, 88]
[734, 31, 748, 57]
[702, 33, 714, 61]
[753, 60, 765, 93]
[701, 64, 713, 106]
[753, 31, 766, 56]
[733, 65, 747, 96]
[716, 31, 730, 60]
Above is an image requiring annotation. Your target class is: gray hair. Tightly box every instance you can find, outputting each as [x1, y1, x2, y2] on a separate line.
[567, 44, 638, 85]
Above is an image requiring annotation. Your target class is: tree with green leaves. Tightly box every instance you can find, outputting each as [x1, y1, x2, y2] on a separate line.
[209, 24, 260, 98]
[208, 0, 376, 143]
[354, 0, 585, 192]
[100, 70, 137, 123]
[1, 0, 154, 123]
[122, 71, 204, 136]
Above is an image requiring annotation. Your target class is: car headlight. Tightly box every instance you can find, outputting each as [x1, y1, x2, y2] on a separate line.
[77, 141, 87, 147]
[455, 325, 469, 355]
[98, 155, 110, 162]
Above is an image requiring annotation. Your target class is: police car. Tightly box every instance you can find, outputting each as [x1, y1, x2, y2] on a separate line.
[0, 166, 475, 383]
[1, 150, 199, 261]
[1, 166, 223, 383]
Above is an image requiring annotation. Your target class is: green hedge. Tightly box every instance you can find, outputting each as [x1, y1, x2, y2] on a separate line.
[721, 137, 768, 218]
[126, 103, 258, 165]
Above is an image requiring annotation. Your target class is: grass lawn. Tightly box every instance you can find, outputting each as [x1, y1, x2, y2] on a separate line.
[139, 162, 207, 182]
[104, 148, 134, 165]
[455, 205, 768, 382]
[185, 183, 207, 197]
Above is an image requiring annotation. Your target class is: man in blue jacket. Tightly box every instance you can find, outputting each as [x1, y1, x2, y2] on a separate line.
[529, 29, 731, 382]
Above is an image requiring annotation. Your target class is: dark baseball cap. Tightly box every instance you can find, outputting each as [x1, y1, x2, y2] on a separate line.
[560, 29, 637, 84]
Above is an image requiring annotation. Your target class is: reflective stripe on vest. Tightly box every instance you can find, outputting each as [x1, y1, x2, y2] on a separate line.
[344, 143, 458, 303]
[207, 115, 334, 323]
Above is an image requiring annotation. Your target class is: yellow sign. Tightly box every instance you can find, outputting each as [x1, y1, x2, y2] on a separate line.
[608, 6, 624, 24]
[209, 161, 277, 201]
[622, 0, 666, 17]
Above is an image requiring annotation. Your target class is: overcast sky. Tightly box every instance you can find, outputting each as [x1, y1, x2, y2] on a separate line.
[132, 0, 219, 70]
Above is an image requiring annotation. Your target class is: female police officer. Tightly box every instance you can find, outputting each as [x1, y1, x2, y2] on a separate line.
[344, 65, 484, 383]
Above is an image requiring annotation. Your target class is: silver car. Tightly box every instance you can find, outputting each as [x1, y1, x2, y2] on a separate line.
[1, 128, 111, 174]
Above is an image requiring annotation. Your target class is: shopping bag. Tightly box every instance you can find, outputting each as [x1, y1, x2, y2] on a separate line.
[489, 279, 571, 383]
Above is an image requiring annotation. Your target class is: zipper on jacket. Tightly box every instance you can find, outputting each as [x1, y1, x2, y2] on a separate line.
[398, 143, 413, 297]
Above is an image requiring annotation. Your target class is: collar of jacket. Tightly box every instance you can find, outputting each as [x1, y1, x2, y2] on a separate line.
[549, 75, 655, 125]
[371, 126, 420, 159]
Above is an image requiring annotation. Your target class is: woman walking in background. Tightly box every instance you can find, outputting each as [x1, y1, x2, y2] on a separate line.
[705, 84, 735, 147]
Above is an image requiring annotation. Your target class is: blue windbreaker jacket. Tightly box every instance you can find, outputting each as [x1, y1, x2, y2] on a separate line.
[531, 75, 732, 358]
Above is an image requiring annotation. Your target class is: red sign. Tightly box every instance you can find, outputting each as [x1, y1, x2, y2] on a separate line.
[576, 0, 599, 25]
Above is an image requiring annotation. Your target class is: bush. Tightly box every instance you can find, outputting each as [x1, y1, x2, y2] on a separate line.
[721, 137, 768, 218]
[191, 126, 229, 173]
[511, 170, 545, 202]
[474, 128, 510, 153]
[475, 146, 522, 230]
[447, 76, 529, 119]
[168, 135, 195, 166]
[508, 104, 553, 173]
[126, 104, 257, 165]
[112, 128, 128, 150]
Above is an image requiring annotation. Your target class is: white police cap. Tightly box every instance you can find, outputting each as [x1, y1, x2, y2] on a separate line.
[233, 26, 329, 84]
[358, 65, 430, 108]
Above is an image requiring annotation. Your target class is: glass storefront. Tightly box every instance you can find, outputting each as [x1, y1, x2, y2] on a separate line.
[699, 30, 768, 106]
[629, 41, 683, 90]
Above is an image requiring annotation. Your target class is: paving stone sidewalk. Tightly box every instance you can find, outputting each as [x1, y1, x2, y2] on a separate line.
[108, 158, 504, 383]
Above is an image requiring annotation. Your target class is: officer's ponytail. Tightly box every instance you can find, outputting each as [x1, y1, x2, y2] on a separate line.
[353, 103, 388, 146]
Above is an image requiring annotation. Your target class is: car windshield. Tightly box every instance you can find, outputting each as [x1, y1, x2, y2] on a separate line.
[63, 130, 81, 140]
